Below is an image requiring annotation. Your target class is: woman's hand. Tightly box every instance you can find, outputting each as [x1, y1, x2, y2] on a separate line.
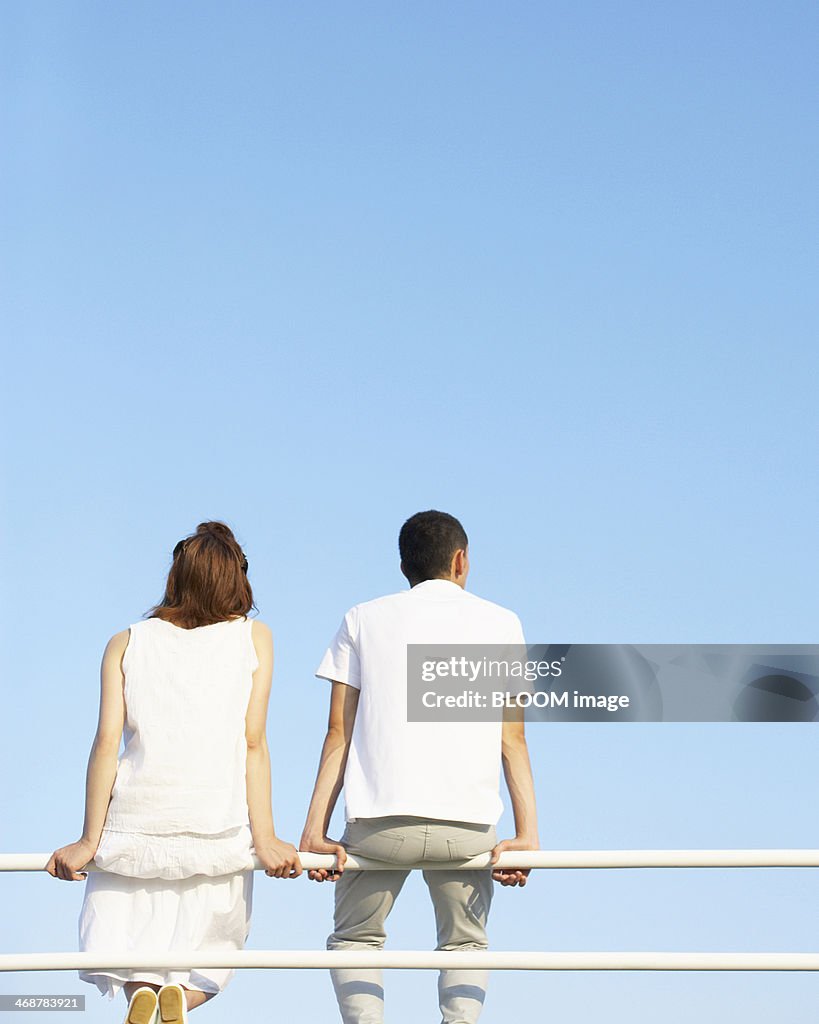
[45, 838, 96, 881]
[255, 837, 303, 879]
[299, 833, 347, 882]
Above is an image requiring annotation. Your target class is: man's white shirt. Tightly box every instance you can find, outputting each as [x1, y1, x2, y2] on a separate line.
[316, 579, 526, 824]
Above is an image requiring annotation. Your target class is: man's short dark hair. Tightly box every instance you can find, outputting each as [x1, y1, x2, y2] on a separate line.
[399, 510, 468, 584]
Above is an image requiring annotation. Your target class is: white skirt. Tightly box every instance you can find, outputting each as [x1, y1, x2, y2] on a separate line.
[78, 869, 253, 1000]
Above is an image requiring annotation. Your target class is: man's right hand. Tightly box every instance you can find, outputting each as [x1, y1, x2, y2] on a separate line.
[299, 834, 348, 882]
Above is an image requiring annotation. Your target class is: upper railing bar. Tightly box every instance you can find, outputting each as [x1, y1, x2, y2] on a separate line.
[4, 851, 819, 872]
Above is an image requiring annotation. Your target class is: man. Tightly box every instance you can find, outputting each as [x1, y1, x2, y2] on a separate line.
[300, 510, 539, 1024]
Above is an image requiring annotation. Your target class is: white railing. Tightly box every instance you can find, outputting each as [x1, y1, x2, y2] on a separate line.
[4, 951, 819, 973]
[5, 849, 819, 872]
[3, 850, 819, 974]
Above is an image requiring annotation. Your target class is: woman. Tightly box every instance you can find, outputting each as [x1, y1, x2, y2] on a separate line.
[47, 521, 301, 1024]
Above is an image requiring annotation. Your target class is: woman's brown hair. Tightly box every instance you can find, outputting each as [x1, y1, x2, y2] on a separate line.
[149, 521, 255, 629]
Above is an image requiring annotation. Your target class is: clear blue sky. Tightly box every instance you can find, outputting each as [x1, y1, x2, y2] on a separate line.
[2, 2, 818, 1022]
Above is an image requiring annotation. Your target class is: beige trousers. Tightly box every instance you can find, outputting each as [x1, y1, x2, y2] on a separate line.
[327, 815, 497, 1024]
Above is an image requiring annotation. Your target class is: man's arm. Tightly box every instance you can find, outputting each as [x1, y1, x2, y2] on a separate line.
[490, 708, 540, 887]
[299, 680, 360, 881]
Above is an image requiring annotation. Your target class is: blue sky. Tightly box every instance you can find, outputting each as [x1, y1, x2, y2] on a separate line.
[2, 2, 818, 1022]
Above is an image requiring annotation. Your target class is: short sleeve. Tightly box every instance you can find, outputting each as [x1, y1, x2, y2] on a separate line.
[508, 612, 526, 646]
[503, 612, 531, 697]
[315, 608, 361, 689]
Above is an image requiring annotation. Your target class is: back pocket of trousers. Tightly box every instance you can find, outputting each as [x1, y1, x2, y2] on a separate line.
[354, 830, 406, 862]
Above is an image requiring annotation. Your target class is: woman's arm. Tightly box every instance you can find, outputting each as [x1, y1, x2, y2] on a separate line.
[245, 620, 302, 879]
[46, 630, 128, 881]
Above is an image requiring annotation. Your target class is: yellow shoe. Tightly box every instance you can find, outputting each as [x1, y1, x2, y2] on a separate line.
[124, 987, 158, 1024]
[157, 984, 188, 1024]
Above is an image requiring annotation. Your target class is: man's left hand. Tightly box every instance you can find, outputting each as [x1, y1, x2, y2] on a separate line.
[489, 835, 538, 887]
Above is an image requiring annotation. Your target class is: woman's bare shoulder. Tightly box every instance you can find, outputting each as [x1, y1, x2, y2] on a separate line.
[250, 619, 272, 644]
[102, 628, 131, 660]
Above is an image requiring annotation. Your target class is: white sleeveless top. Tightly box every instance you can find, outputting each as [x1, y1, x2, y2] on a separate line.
[94, 615, 258, 880]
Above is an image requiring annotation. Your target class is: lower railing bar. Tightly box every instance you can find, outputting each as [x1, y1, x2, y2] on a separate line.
[3, 951, 819, 972]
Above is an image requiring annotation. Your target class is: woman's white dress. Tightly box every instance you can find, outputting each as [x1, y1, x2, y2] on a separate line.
[78, 616, 258, 999]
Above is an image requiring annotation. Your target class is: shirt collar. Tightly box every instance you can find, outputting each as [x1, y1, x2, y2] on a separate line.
[409, 579, 465, 599]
